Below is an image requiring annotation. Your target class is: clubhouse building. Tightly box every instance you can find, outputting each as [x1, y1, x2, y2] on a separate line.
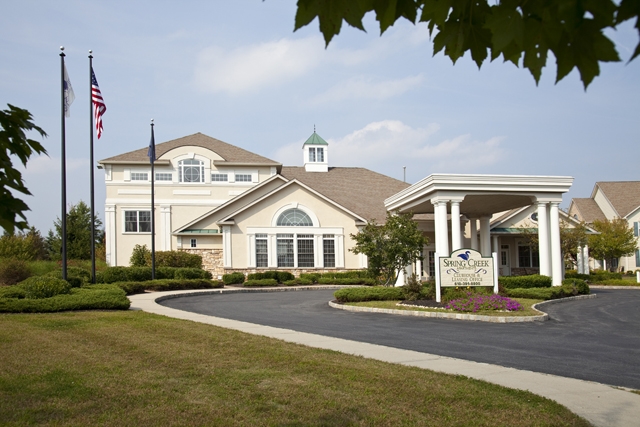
[99, 132, 576, 286]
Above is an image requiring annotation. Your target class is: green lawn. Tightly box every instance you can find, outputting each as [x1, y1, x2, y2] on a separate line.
[0, 311, 590, 426]
[347, 298, 545, 317]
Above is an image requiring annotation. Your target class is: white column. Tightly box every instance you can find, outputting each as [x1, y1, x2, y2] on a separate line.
[434, 200, 449, 256]
[537, 202, 551, 277]
[479, 216, 491, 257]
[469, 218, 478, 250]
[450, 201, 462, 251]
[583, 245, 590, 275]
[160, 206, 171, 251]
[105, 204, 116, 266]
[416, 258, 422, 279]
[222, 225, 232, 268]
[550, 202, 562, 286]
[492, 235, 499, 254]
[577, 246, 584, 274]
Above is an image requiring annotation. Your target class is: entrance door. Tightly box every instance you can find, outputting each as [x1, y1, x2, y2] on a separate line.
[500, 244, 510, 276]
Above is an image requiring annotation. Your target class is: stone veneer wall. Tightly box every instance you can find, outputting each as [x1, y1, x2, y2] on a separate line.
[179, 249, 356, 279]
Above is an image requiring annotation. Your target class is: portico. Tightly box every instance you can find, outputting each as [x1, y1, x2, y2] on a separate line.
[385, 174, 573, 286]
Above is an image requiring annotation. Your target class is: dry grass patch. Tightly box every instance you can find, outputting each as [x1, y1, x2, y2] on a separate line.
[0, 311, 589, 426]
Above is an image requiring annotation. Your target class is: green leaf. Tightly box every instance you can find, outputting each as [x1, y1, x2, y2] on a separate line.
[485, 4, 524, 53]
[373, 0, 418, 34]
[294, 0, 371, 46]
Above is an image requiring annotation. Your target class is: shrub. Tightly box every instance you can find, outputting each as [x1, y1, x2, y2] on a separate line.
[174, 268, 212, 280]
[130, 244, 150, 267]
[222, 272, 245, 285]
[499, 275, 552, 289]
[283, 278, 313, 286]
[566, 270, 623, 282]
[402, 274, 423, 301]
[100, 267, 130, 284]
[45, 267, 91, 287]
[441, 286, 492, 303]
[299, 273, 321, 283]
[561, 279, 590, 295]
[0, 258, 32, 285]
[0, 285, 130, 313]
[144, 250, 203, 268]
[591, 279, 638, 286]
[247, 271, 295, 283]
[334, 286, 405, 303]
[321, 270, 370, 280]
[243, 279, 278, 287]
[111, 279, 222, 295]
[0, 286, 26, 299]
[17, 276, 72, 299]
[318, 277, 377, 286]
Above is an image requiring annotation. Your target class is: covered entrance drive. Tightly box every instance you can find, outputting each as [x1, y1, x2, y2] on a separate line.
[385, 174, 573, 286]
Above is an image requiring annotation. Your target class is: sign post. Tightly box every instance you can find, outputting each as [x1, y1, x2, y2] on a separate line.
[436, 248, 496, 302]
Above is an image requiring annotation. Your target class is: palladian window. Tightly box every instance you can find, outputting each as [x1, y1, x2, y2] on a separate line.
[277, 208, 313, 227]
[179, 159, 204, 183]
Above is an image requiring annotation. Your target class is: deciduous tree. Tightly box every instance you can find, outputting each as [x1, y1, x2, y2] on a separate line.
[588, 218, 637, 271]
[294, 0, 640, 88]
[350, 211, 427, 285]
[0, 104, 47, 233]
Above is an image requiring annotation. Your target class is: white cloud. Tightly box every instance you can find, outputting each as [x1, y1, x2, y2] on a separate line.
[20, 155, 88, 175]
[308, 74, 424, 105]
[195, 37, 324, 94]
[194, 23, 431, 95]
[273, 120, 506, 180]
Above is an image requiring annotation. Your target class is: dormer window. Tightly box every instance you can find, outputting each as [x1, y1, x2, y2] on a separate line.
[179, 159, 204, 183]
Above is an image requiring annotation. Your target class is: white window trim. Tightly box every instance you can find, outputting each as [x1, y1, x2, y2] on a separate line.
[271, 203, 320, 227]
[122, 208, 152, 234]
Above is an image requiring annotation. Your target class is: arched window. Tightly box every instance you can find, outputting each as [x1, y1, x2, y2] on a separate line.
[179, 159, 204, 183]
[277, 208, 313, 226]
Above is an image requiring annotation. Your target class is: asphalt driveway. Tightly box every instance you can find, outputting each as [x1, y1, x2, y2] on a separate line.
[160, 288, 640, 390]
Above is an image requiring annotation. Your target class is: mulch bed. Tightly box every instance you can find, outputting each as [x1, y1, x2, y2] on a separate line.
[400, 299, 447, 308]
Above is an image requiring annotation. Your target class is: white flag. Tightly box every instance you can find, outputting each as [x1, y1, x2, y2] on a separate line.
[63, 63, 75, 117]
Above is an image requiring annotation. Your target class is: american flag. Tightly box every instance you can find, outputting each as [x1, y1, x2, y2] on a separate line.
[91, 68, 106, 138]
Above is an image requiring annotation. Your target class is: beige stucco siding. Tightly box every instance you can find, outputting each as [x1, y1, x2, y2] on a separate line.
[227, 184, 362, 269]
[593, 189, 617, 219]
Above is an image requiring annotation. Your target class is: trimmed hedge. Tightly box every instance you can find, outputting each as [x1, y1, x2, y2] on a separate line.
[243, 279, 278, 287]
[222, 272, 245, 285]
[318, 277, 377, 286]
[110, 279, 222, 295]
[334, 286, 405, 303]
[505, 280, 589, 300]
[0, 284, 130, 313]
[283, 278, 313, 286]
[321, 271, 370, 280]
[299, 273, 321, 283]
[247, 271, 295, 283]
[585, 279, 636, 286]
[499, 275, 552, 289]
[45, 267, 92, 287]
[565, 270, 623, 282]
[99, 266, 212, 284]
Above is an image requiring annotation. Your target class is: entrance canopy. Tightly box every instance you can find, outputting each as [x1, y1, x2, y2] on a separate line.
[385, 174, 574, 286]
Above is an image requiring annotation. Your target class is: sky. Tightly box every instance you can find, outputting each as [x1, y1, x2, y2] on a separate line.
[2, 1, 639, 234]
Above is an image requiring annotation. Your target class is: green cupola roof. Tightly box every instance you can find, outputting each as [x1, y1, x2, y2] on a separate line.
[302, 131, 328, 147]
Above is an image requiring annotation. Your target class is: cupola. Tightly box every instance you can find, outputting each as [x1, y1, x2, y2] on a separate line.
[302, 129, 328, 172]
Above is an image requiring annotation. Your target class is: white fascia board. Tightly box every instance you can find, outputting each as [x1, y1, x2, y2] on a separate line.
[385, 174, 574, 211]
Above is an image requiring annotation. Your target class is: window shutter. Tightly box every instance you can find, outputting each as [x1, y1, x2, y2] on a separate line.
[634, 222, 639, 237]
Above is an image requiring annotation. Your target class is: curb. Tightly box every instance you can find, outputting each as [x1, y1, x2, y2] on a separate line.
[590, 285, 640, 290]
[329, 294, 598, 323]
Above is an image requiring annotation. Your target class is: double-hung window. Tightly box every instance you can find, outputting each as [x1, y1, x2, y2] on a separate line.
[124, 211, 151, 233]
[517, 243, 539, 268]
[277, 234, 294, 267]
[297, 234, 314, 267]
[179, 159, 204, 183]
[323, 234, 335, 268]
[256, 234, 268, 268]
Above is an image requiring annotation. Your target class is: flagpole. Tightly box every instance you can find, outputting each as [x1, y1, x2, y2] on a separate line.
[89, 50, 96, 283]
[150, 120, 156, 280]
[60, 46, 68, 281]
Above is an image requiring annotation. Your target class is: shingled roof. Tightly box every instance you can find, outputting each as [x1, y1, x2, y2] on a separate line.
[281, 167, 410, 223]
[595, 181, 640, 218]
[99, 132, 281, 167]
[571, 198, 607, 223]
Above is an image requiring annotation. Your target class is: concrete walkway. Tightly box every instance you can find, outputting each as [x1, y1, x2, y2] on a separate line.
[129, 288, 640, 427]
